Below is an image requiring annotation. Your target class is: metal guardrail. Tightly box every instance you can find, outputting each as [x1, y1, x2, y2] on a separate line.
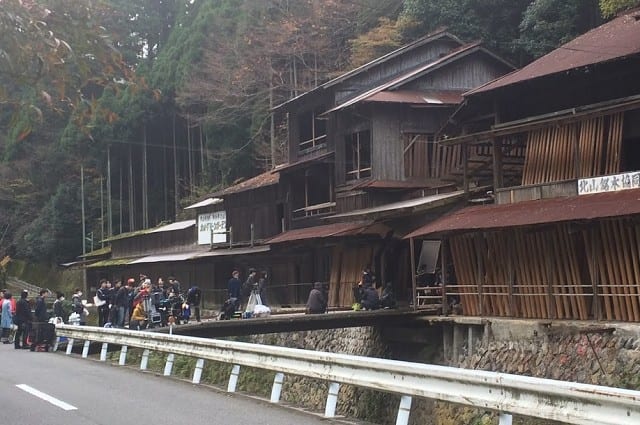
[54, 325, 640, 425]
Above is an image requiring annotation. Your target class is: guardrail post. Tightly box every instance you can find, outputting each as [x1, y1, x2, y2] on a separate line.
[164, 353, 175, 376]
[53, 336, 60, 352]
[82, 340, 90, 358]
[498, 413, 512, 425]
[396, 395, 412, 425]
[65, 339, 74, 355]
[118, 346, 128, 365]
[227, 364, 241, 392]
[324, 382, 340, 418]
[140, 349, 150, 370]
[270, 372, 285, 403]
[99, 343, 108, 361]
[192, 358, 205, 384]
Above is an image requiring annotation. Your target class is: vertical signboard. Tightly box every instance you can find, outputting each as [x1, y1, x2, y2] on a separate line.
[198, 211, 227, 244]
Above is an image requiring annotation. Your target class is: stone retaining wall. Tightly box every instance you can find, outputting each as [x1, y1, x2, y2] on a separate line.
[244, 321, 640, 425]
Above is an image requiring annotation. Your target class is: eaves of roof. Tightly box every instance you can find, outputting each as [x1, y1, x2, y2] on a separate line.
[467, 10, 640, 96]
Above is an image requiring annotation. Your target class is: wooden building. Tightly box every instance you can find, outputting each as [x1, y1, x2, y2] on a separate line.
[84, 30, 515, 309]
[270, 30, 514, 306]
[406, 10, 640, 321]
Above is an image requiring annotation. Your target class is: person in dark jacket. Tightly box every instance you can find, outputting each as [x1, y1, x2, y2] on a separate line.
[34, 289, 49, 322]
[186, 285, 202, 322]
[53, 292, 66, 323]
[227, 270, 241, 304]
[96, 280, 111, 327]
[360, 285, 380, 311]
[14, 290, 33, 349]
[306, 282, 327, 314]
[258, 271, 268, 306]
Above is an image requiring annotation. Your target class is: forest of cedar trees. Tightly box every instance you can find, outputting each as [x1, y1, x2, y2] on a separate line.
[0, 0, 637, 265]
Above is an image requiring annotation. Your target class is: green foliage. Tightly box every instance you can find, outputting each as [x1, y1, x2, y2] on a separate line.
[518, 0, 601, 58]
[14, 180, 82, 263]
[600, 0, 640, 17]
[400, 0, 533, 64]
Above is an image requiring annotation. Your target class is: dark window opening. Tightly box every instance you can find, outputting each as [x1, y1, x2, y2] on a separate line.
[291, 166, 335, 219]
[298, 110, 327, 151]
[345, 130, 371, 181]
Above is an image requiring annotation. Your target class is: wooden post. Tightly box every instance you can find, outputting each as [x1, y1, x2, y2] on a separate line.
[475, 234, 484, 316]
[410, 238, 417, 310]
[492, 137, 503, 190]
[508, 235, 515, 317]
[591, 227, 601, 320]
[463, 144, 469, 193]
[441, 238, 448, 315]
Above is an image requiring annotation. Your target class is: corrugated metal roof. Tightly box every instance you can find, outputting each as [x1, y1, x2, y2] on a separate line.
[405, 188, 640, 238]
[184, 197, 223, 210]
[102, 220, 196, 242]
[351, 179, 452, 190]
[86, 257, 140, 268]
[79, 246, 111, 259]
[469, 10, 640, 95]
[211, 171, 279, 197]
[329, 191, 465, 220]
[267, 222, 389, 244]
[129, 251, 204, 264]
[192, 245, 271, 258]
[323, 43, 484, 115]
[275, 152, 334, 173]
[365, 90, 464, 105]
[149, 220, 195, 233]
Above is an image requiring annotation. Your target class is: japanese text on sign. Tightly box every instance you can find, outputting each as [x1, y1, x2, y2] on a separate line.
[198, 211, 227, 244]
[578, 172, 640, 195]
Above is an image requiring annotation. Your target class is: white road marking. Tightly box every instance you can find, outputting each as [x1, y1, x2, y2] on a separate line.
[16, 384, 77, 411]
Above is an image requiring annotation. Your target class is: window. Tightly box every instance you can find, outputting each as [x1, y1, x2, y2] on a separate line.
[345, 130, 371, 180]
[298, 110, 327, 151]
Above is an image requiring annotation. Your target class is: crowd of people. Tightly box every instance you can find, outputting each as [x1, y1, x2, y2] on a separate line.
[0, 288, 51, 349]
[0, 265, 395, 341]
[304, 265, 397, 315]
[90, 275, 202, 329]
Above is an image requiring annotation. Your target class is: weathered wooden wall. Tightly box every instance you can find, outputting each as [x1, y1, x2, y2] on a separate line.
[224, 186, 282, 242]
[408, 53, 509, 91]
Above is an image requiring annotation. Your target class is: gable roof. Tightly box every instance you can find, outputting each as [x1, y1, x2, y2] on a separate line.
[469, 10, 640, 95]
[272, 29, 464, 111]
[322, 43, 511, 115]
[210, 170, 279, 197]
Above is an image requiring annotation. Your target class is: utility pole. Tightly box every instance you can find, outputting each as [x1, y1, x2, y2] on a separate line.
[81, 165, 86, 257]
[80, 165, 87, 295]
[107, 145, 113, 237]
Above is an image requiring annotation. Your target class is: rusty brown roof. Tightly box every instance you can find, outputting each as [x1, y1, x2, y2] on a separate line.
[470, 11, 640, 95]
[274, 152, 334, 173]
[351, 179, 454, 190]
[267, 221, 390, 244]
[211, 170, 279, 197]
[364, 90, 464, 105]
[405, 188, 640, 238]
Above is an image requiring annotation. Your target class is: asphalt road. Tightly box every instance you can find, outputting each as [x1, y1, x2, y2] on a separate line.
[0, 343, 344, 425]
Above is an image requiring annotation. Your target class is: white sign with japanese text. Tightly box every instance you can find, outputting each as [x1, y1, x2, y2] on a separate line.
[578, 171, 640, 195]
[198, 211, 227, 244]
